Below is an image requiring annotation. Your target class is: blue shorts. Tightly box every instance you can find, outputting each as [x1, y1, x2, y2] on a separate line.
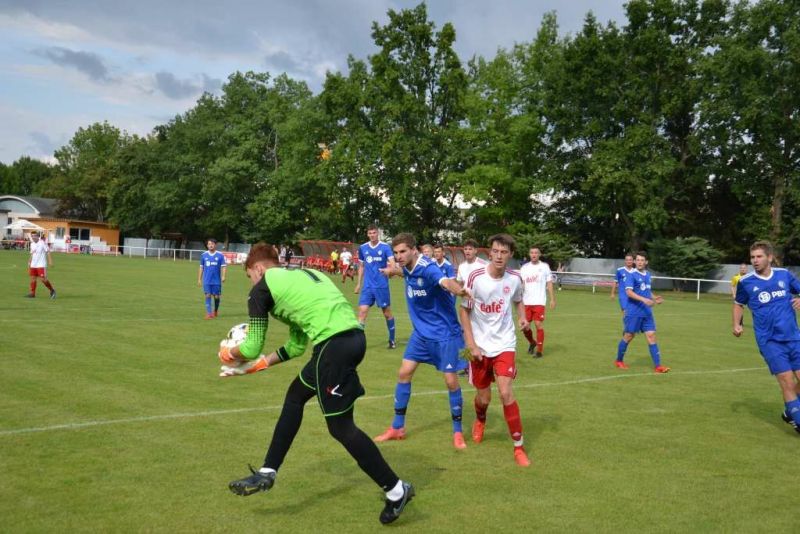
[759, 340, 800, 375]
[358, 286, 391, 309]
[623, 314, 656, 334]
[404, 331, 467, 373]
[203, 284, 222, 295]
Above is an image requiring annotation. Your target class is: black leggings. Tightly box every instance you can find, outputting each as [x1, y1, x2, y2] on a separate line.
[263, 377, 399, 491]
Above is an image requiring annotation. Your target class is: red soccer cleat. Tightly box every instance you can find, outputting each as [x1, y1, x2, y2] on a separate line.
[514, 447, 531, 467]
[205, 313, 214, 320]
[654, 365, 671, 373]
[614, 360, 629, 369]
[471, 420, 485, 443]
[453, 431, 467, 450]
[374, 427, 406, 442]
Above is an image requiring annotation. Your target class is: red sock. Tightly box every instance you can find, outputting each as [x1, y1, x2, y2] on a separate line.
[30, 280, 37, 295]
[503, 401, 523, 445]
[43, 281, 54, 291]
[536, 328, 544, 349]
[474, 398, 488, 422]
[523, 328, 534, 344]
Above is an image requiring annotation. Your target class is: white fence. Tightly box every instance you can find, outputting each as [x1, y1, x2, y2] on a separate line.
[558, 271, 732, 300]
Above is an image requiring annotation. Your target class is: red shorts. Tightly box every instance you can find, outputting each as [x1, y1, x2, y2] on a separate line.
[469, 351, 517, 389]
[525, 305, 546, 323]
[29, 267, 47, 277]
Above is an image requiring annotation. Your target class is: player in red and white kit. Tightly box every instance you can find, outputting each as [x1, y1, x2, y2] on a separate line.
[456, 238, 487, 286]
[520, 247, 556, 357]
[26, 231, 56, 299]
[459, 234, 531, 467]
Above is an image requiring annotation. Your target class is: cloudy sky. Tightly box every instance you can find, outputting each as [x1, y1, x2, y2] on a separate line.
[0, 0, 626, 164]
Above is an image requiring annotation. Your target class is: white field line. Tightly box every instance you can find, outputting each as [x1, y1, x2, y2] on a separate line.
[0, 366, 764, 437]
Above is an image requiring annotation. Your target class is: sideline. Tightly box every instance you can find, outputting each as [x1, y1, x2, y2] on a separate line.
[0, 366, 764, 437]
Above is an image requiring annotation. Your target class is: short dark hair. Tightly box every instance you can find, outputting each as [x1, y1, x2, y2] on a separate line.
[624, 252, 634, 259]
[244, 242, 279, 269]
[367, 224, 379, 232]
[635, 251, 648, 259]
[488, 233, 516, 254]
[207, 238, 217, 244]
[433, 243, 444, 251]
[392, 233, 417, 249]
[750, 240, 773, 256]
[463, 238, 479, 248]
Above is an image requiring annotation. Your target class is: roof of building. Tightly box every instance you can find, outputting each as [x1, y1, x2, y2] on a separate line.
[0, 195, 58, 216]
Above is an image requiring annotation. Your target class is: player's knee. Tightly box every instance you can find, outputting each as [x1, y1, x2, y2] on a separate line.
[326, 413, 357, 443]
[444, 374, 460, 391]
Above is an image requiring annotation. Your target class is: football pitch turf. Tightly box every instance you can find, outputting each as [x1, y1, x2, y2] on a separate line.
[1, 251, 797, 532]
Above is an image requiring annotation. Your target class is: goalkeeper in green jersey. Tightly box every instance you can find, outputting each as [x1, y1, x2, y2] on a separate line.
[218, 242, 413, 525]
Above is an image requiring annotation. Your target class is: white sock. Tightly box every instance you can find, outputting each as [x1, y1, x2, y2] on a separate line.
[258, 467, 277, 476]
[386, 479, 404, 501]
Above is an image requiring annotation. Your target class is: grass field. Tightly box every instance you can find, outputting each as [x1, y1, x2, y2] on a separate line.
[1, 250, 797, 532]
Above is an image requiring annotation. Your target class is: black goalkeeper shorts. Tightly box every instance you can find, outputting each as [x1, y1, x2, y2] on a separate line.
[299, 328, 366, 417]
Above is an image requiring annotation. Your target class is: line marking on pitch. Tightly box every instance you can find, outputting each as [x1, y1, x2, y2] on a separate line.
[0, 366, 764, 437]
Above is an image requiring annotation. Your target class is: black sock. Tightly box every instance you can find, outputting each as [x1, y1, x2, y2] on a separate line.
[326, 411, 399, 491]
[264, 378, 314, 470]
[214, 297, 220, 312]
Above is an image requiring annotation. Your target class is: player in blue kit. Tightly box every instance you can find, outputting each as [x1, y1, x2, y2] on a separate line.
[733, 240, 800, 434]
[374, 233, 471, 449]
[197, 239, 227, 319]
[354, 225, 397, 349]
[614, 252, 670, 372]
[611, 253, 635, 312]
[432, 244, 455, 278]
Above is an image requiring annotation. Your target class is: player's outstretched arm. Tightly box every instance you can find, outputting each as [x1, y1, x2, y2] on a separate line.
[732, 303, 744, 337]
[441, 277, 469, 298]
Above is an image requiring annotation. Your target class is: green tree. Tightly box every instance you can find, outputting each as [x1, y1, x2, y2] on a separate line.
[48, 122, 127, 221]
[648, 236, 722, 287]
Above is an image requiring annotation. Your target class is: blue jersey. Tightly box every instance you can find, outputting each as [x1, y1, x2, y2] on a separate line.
[624, 269, 654, 318]
[735, 268, 800, 346]
[434, 259, 455, 278]
[403, 256, 462, 340]
[616, 267, 633, 307]
[200, 251, 226, 285]
[358, 241, 393, 289]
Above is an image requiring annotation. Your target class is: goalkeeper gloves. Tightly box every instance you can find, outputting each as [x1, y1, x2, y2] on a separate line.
[219, 355, 269, 378]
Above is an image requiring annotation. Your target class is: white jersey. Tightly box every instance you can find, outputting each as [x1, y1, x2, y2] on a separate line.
[520, 261, 552, 305]
[456, 257, 487, 283]
[340, 251, 353, 266]
[463, 267, 524, 357]
[29, 240, 49, 268]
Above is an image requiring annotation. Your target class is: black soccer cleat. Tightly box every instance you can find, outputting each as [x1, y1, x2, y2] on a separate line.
[229, 465, 276, 496]
[527, 344, 535, 355]
[50, 289, 57, 299]
[388, 340, 397, 349]
[781, 411, 800, 434]
[380, 481, 414, 525]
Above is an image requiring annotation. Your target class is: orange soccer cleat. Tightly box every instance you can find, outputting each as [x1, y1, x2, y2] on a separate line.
[514, 447, 531, 467]
[654, 365, 671, 373]
[471, 420, 485, 443]
[453, 431, 467, 449]
[374, 427, 406, 442]
[614, 360, 629, 370]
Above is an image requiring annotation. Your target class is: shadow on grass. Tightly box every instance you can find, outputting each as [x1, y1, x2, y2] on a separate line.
[731, 396, 788, 431]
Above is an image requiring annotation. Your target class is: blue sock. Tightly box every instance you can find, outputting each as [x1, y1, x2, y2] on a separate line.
[449, 389, 463, 433]
[386, 317, 396, 343]
[204, 296, 212, 314]
[785, 398, 800, 425]
[616, 340, 629, 361]
[392, 382, 411, 429]
[648, 343, 661, 367]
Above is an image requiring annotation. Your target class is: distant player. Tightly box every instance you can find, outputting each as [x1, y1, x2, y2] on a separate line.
[219, 243, 414, 524]
[374, 233, 471, 449]
[432, 244, 455, 278]
[733, 241, 800, 435]
[520, 247, 556, 357]
[610, 254, 635, 313]
[456, 239, 487, 286]
[460, 234, 531, 466]
[25, 231, 56, 299]
[198, 239, 226, 319]
[615, 252, 670, 372]
[731, 262, 749, 326]
[420, 244, 434, 257]
[340, 247, 355, 283]
[354, 225, 397, 349]
[330, 248, 339, 274]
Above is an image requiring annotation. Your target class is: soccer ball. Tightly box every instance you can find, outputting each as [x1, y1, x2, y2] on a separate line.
[227, 323, 249, 345]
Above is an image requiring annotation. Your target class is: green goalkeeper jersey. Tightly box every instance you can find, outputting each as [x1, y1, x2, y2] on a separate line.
[238, 267, 361, 361]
